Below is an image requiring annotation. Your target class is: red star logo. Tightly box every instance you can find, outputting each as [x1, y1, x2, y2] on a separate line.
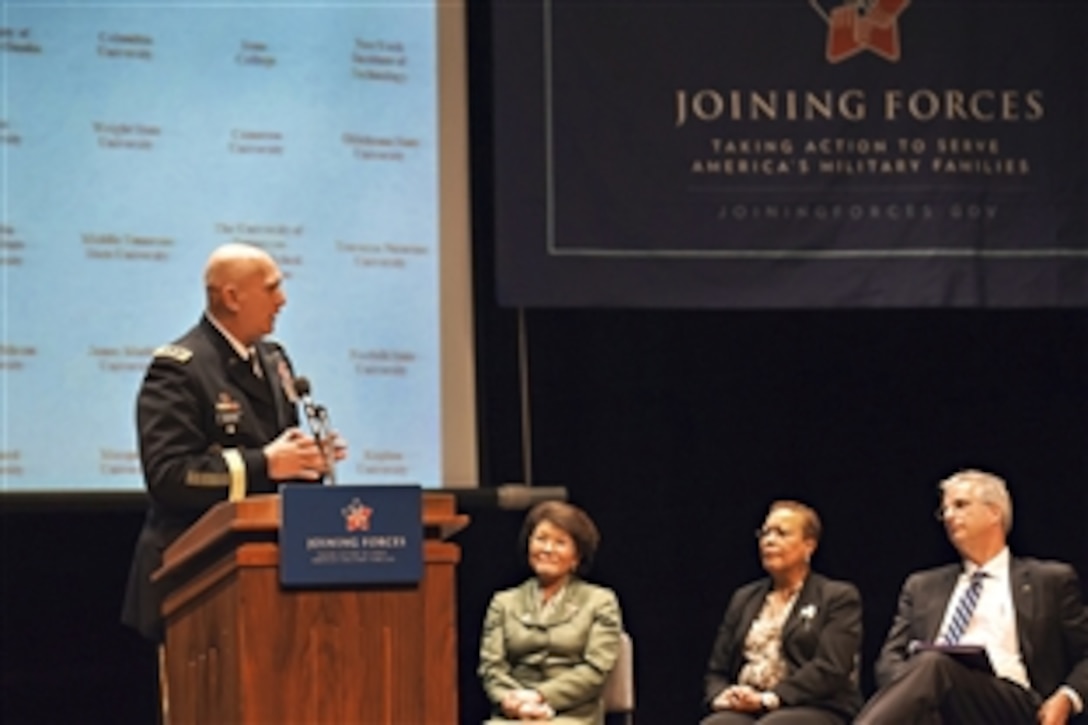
[342, 499, 373, 532]
[821, 0, 910, 64]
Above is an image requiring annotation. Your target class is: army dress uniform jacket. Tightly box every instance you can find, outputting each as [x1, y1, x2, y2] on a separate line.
[478, 577, 623, 725]
[122, 315, 303, 640]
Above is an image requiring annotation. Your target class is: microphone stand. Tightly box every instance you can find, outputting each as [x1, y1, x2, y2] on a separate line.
[314, 404, 336, 485]
[295, 377, 337, 486]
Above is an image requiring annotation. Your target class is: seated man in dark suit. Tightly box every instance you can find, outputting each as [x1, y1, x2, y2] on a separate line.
[857, 469, 1088, 725]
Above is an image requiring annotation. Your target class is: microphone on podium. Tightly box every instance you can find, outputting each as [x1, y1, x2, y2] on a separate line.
[293, 375, 337, 485]
[452, 484, 569, 511]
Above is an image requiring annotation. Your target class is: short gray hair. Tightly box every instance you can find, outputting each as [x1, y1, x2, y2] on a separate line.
[940, 469, 1013, 533]
[768, 499, 822, 543]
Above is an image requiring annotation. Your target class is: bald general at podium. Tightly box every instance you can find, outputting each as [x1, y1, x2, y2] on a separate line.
[122, 242, 345, 641]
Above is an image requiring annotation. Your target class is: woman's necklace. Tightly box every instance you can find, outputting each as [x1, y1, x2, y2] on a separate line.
[768, 581, 802, 611]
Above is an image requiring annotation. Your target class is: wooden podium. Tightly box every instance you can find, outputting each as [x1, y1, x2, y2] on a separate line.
[153, 492, 468, 724]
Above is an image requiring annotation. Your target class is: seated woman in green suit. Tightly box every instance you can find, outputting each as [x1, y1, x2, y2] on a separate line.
[479, 501, 623, 724]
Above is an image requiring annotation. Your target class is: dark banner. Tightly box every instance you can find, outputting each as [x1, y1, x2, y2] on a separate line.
[492, 0, 1088, 307]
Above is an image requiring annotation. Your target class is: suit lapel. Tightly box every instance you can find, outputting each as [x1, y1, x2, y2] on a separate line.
[256, 344, 289, 429]
[227, 355, 273, 402]
[206, 313, 273, 407]
[222, 350, 278, 443]
[514, 580, 540, 628]
[738, 580, 772, 642]
[927, 567, 962, 641]
[545, 583, 583, 626]
[728, 580, 775, 677]
[201, 316, 277, 439]
[516, 579, 583, 628]
[1011, 558, 1035, 664]
[781, 575, 818, 642]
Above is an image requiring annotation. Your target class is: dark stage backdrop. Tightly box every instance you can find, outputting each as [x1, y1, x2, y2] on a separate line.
[492, 0, 1088, 307]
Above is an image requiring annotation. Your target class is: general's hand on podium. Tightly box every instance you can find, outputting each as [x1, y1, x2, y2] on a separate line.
[264, 427, 327, 481]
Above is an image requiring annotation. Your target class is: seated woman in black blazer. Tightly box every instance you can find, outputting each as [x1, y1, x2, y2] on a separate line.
[701, 500, 863, 724]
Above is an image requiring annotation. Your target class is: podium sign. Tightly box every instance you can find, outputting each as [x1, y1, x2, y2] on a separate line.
[279, 484, 423, 587]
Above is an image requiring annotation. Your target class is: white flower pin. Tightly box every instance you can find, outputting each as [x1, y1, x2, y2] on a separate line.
[800, 604, 817, 622]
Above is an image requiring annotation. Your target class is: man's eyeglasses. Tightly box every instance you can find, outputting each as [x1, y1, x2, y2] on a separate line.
[934, 498, 988, 522]
[754, 525, 792, 540]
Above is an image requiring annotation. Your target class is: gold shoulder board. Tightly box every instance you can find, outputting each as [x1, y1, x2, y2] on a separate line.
[153, 344, 193, 363]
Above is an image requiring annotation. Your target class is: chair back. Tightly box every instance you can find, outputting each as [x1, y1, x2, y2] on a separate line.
[602, 631, 635, 716]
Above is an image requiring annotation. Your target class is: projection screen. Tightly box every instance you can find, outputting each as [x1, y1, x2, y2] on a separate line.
[0, 0, 477, 495]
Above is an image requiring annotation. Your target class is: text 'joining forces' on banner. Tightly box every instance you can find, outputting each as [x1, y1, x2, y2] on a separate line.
[491, 0, 1088, 308]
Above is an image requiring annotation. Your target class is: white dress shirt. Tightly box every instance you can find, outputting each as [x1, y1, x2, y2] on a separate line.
[937, 548, 1029, 689]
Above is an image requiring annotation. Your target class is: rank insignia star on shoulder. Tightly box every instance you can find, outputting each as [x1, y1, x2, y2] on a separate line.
[153, 344, 193, 363]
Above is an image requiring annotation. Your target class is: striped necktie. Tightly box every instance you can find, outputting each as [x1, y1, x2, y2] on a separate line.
[940, 570, 986, 645]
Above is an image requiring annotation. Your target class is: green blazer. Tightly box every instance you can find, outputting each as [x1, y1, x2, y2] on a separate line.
[478, 577, 623, 725]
